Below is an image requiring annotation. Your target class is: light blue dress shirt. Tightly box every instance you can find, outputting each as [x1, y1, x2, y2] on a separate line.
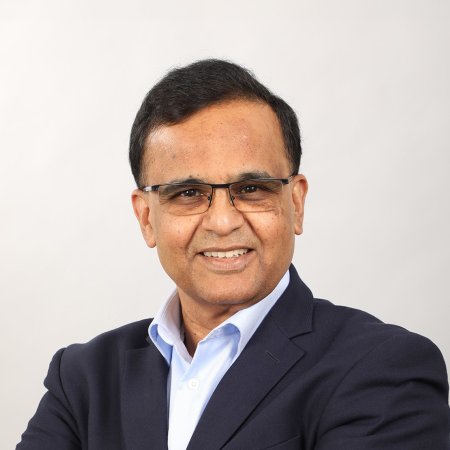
[149, 270, 290, 450]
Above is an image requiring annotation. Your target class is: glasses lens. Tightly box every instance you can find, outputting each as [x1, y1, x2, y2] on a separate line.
[230, 179, 284, 212]
[158, 184, 212, 215]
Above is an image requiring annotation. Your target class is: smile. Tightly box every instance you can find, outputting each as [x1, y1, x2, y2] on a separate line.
[202, 249, 249, 258]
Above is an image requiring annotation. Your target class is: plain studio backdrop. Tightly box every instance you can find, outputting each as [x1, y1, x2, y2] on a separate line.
[1, 0, 449, 447]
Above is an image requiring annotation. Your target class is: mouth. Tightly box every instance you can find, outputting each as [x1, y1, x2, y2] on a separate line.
[202, 248, 249, 258]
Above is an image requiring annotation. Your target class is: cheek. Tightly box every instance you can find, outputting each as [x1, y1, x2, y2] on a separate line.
[155, 225, 191, 277]
[252, 208, 295, 249]
[154, 218, 197, 254]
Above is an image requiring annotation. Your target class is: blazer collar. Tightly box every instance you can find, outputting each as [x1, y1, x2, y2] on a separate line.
[270, 264, 314, 338]
[187, 264, 314, 449]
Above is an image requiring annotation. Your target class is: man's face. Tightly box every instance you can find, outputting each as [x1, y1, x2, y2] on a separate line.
[132, 100, 307, 312]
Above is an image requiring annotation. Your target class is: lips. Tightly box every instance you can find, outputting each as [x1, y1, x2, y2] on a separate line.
[203, 249, 249, 258]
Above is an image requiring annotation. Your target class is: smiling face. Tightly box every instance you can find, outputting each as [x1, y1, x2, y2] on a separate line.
[132, 100, 307, 314]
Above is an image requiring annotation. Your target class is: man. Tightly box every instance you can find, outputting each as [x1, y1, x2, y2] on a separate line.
[18, 59, 449, 449]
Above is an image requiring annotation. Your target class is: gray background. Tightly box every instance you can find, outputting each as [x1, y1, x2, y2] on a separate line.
[1, 1, 449, 448]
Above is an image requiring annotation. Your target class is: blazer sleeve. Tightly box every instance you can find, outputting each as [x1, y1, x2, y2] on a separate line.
[16, 348, 81, 450]
[315, 332, 450, 450]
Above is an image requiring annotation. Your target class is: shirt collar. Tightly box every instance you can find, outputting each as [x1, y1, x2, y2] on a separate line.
[149, 270, 290, 363]
[149, 289, 183, 364]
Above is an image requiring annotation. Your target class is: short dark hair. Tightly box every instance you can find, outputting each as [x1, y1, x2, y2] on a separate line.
[129, 59, 302, 186]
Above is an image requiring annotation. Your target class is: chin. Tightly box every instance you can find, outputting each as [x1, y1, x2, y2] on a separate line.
[196, 283, 268, 308]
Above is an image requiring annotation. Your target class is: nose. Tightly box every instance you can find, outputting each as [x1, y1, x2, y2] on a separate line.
[201, 187, 244, 235]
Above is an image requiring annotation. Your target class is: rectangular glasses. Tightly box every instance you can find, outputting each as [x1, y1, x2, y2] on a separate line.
[140, 176, 294, 216]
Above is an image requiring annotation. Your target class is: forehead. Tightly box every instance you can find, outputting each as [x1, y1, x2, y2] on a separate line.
[143, 100, 290, 183]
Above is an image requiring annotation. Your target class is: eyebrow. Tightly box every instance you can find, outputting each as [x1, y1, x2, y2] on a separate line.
[165, 171, 274, 185]
[232, 171, 272, 181]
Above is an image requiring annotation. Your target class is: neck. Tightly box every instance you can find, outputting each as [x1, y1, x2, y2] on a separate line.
[179, 296, 251, 357]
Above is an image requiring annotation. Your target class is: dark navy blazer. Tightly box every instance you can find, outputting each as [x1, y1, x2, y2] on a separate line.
[18, 266, 450, 449]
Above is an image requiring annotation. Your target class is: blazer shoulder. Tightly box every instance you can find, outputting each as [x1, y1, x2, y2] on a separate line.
[308, 298, 448, 373]
[313, 297, 410, 340]
[70, 317, 152, 349]
[57, 318, 154, 376]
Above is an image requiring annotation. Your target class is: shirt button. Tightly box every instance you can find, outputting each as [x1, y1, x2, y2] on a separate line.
[188, 378, 200, 389]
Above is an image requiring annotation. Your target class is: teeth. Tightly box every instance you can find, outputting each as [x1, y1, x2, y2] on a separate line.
[203, 249, 249, 258]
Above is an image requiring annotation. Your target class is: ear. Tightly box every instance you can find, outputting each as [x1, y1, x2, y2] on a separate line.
[291, 175, 308, 235]
[131, 189, 157, 248]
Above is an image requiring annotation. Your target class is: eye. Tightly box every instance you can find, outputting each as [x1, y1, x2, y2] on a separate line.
[178, 188, 203, 198]
[236, 181, 274, 195]
[161, 184, 210, 203]
[238, 184, 260, 194]
[232, 180, 282, 199]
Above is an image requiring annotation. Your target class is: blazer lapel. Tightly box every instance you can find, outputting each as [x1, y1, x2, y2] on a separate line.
[121, 344, 169, 450]
[187, 265, 314, 450]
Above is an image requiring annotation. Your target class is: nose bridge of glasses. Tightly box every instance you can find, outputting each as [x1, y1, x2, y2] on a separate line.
[210, 184, 236, 209]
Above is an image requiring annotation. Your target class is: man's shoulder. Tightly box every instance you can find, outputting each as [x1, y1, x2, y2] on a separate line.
[313, 297, 414, 343]
[57, 318, 154, 374]
[309, 298, 445, 370]
[313, 297, 402, 333]
[73, 317, 152, 348]
[283, 266, 426, 350]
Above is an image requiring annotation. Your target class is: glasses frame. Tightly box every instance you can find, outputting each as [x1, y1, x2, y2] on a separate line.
[139, 174, 296, 215]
